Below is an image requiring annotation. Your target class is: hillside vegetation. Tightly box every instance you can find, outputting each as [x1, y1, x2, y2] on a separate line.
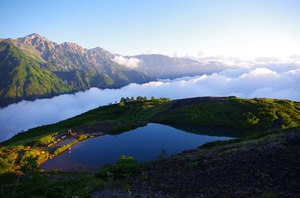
[0, 33, 152, 107]
[3, 96, 300, 147]
[1, 96, 300, 197]
[0, 41, 73, 105]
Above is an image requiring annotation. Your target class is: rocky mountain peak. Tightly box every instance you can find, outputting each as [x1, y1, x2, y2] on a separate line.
[16, 33, 56, 53]
[88, 46, 113, 57]
[62, 42, 81, 48]
[28, 32, 42, 38]
[60, 42, 86, 54]
[21, 33, 51, 43]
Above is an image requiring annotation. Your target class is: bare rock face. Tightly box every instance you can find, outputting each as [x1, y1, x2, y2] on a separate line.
[14, 33, 121, 72]
[15, 33, 56, 58]
[133, 54, 229, 79]
[13, 33, 228, 80]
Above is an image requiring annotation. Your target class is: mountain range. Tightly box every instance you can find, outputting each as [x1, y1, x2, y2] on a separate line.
[0, 33, 225, 107]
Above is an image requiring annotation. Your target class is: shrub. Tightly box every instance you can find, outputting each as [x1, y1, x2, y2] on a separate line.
[37, 135, 55, 146]
[244, 112, 260, 126]
[78, 135, 87, 141]
[0, 157, 12, 173]
[136, 96, 143, 102]
[53, 140, 77, 155]
[53, 145, 69, 155]
[96, 155, 142, 179]
[20, 155, 38, 173]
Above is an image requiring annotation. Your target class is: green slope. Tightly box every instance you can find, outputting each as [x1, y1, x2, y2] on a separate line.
[0, 41, 73, 106]
[3, 96, 300, 146]
[0, 36, 153, 107]
[1, 96, 300, 197]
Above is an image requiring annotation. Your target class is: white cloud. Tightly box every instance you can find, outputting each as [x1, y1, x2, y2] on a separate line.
[240, 68, 278, 78]
[0, 66, 299, 142]
[112, 56, 140, 69]
[144, 49, 161, 54]
[172, 51, 300, 68]
[290, 54, 300, 62]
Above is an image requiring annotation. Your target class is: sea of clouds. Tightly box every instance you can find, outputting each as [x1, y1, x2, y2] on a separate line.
[0, 65, 299, 142]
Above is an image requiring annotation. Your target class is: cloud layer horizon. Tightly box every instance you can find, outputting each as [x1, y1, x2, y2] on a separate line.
[0, 66, 299, 142]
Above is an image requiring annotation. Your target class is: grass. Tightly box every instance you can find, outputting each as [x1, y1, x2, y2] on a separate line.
[0, 154, 148, 197]
[0, 124, 299, 197]
[1, 98, 170, 146]
[3, 96, 300, 147]
[1, 96, 300, 184]
[95, 155, 146, 180]
[0, 172, 106, 198]
[0, 40, 73, 107]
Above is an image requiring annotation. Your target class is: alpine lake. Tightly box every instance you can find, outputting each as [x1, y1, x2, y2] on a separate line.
[41, 123, 239, 172]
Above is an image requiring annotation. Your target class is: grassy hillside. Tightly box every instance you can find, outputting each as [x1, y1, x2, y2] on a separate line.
[3, 96, 300, 146]
[1, 96, 300, 197]
[0, 41, 73, 106]
[0, 35, 153, 107]
[159, 97, 300, 129]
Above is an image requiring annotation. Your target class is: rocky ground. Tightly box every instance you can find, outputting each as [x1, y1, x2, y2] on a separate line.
[93, 128, 300, 198]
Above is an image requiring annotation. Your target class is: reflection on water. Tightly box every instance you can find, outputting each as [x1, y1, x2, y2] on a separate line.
[41, 123, 234, 172]
[169, 124, 245, 137]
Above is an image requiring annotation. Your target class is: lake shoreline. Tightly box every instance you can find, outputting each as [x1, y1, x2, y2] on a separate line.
[40, 123, 233, 172]
[93, 127, 300, 197]
[38, 121, 148, 171]
[2, 97, 299, 175]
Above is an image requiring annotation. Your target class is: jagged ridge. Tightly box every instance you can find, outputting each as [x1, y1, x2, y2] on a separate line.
[0, 33, 153, 106]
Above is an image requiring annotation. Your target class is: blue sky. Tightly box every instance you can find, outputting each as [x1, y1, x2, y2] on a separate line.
[1, 0, 300, 57]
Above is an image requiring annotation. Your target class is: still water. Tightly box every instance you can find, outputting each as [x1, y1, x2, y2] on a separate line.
[41, 123, 233, 171]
